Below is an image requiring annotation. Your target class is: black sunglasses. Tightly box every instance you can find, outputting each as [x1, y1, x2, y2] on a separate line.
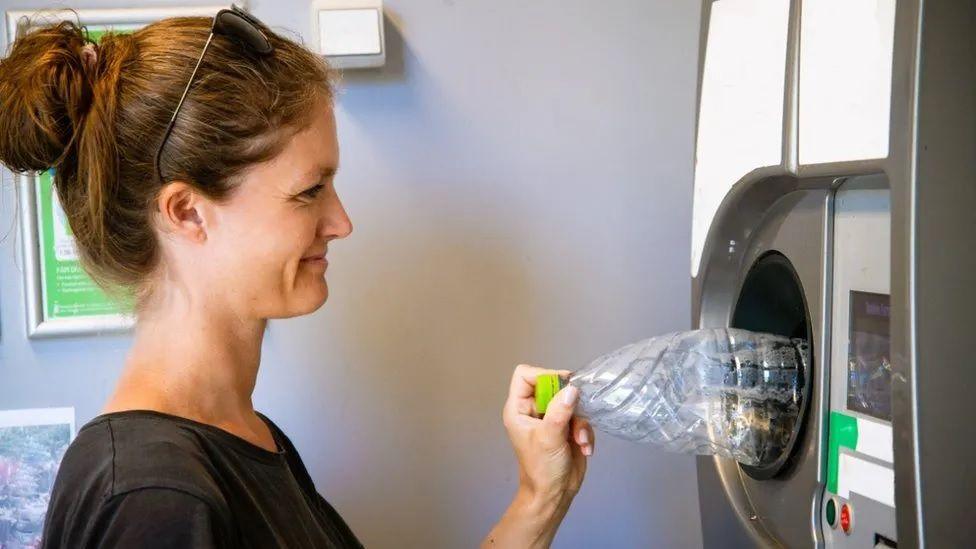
[154, 4, 275, 184]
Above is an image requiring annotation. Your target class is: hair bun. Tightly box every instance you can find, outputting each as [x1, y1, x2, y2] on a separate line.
[0, 20, 96, 173]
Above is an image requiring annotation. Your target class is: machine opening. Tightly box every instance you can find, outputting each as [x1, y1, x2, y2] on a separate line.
[730, 252, 813, 480]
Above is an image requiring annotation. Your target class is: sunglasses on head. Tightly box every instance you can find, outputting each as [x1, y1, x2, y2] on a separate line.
[154, 4, 274, 184]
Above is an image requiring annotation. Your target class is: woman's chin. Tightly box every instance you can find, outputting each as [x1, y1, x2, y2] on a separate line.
[298, 283, 329, 315]
[277, 281, 329, 318]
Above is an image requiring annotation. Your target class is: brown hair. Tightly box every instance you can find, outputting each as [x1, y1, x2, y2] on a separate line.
[0, 13, 334, 303]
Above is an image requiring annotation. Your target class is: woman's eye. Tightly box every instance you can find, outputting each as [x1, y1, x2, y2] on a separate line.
[300, 184, 325, 200]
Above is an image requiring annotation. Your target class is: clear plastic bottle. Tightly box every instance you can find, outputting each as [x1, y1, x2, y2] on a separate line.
[537, 328, 809, 467]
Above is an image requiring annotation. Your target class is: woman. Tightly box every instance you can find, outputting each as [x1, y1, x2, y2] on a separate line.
[0, 6, 595, 548]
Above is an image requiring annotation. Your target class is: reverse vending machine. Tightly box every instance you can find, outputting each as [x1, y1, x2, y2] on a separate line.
[691, 1, 975, 547]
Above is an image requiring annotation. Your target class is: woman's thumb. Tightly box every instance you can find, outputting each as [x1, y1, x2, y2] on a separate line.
[541, 385, 578, 442]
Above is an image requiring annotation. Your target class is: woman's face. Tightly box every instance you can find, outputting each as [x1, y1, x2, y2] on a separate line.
[204, 96, 351, 319]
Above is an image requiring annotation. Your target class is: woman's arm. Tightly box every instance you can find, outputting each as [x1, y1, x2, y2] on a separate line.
[482, 485, 571, 548]
[482, 365, 595, 548]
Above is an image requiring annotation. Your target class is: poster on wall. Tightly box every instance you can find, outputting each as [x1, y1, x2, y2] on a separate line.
[37, 169, 128, 321]
[0, 407, 74, 548]
[5, 5, 229, 338]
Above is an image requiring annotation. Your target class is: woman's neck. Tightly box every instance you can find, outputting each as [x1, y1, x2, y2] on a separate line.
[105, 300, 267, 427]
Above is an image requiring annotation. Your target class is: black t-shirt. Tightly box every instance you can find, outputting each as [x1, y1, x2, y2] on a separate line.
[40, 409, 363, 548]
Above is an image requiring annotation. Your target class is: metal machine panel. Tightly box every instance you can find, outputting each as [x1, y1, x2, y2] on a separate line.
[697, 188, 830, 548]
[692, 0, 975, 546]
[822, 178, 896, 547]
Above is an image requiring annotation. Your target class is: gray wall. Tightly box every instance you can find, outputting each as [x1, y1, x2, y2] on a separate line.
[0, 1, 703, 547]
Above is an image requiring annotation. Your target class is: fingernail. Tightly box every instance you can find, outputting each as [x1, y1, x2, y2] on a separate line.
[579, 429, 589, 445]
[561, 385, 579, 405]
[583, 445, 592, 456]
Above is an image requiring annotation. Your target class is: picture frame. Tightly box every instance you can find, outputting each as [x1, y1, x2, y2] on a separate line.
[0, 407, 75, 547]
[16, 171, 134, 338]
[5, 5, 227, 45]
[5, 5, 230, 338]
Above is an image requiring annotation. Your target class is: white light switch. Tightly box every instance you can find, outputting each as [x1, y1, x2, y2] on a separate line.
[313, 0, 385, 69]
[319, 9, 380, 56]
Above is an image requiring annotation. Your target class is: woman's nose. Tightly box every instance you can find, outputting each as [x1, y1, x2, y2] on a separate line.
[322, 196, 352, 240]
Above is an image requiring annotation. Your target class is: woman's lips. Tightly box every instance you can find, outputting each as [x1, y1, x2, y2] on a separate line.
[301, 255, 328, 268]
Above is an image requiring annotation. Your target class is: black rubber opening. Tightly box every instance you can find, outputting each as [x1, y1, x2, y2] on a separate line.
[730, 251, 813, 480]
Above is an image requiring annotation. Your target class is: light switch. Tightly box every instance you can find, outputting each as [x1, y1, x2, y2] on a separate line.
[319, 9, 380, 56]
[313, 0, 385, 69]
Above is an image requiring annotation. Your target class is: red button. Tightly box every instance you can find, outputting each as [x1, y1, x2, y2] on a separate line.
[840, 503, 853, 534]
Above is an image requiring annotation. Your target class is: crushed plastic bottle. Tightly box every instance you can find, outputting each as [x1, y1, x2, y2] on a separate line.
[537, 328, 809, 467]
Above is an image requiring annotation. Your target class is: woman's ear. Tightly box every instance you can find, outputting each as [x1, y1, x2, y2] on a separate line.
[155, 181, 210, 243]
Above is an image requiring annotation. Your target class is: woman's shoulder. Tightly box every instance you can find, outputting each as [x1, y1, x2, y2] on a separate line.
[43, 413, 238, 547]
[54, 411, 228, 507]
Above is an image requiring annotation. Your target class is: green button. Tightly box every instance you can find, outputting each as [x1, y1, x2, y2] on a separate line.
[826, 498, 837, 528]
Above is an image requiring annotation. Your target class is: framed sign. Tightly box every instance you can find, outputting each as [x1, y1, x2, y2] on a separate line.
[5, 5, 228, 45]
[6, 5, 229, 337]
[16, 170, 134, 337]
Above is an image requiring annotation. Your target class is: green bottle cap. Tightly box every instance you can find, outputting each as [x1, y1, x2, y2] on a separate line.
[535, 373, 565, 415]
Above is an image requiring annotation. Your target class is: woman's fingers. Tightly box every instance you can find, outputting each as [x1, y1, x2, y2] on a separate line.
[571, 416, 594, 457]
[505, 365, 572, 419]
[508, 364, 546, 400]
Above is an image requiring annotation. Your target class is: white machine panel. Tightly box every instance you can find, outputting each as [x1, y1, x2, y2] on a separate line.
[691, 0, 789, 277]
[799, 0, 896, 165]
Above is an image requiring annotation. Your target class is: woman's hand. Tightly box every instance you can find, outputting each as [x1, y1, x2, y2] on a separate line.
[482, 365, 595, 549]
[504, 364, 594, 503]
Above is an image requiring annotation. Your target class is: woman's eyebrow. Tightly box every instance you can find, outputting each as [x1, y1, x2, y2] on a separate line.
[299, 165, 338, 184]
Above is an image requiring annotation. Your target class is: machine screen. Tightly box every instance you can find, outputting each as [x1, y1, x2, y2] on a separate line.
[848, 291, 892, 421]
